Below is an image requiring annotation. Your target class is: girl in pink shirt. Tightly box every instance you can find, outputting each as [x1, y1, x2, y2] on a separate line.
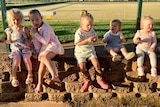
[133, 16, 157, 80]
[29, 9, 64, 94]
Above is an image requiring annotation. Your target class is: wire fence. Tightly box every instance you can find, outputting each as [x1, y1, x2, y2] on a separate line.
[5, 0, 160, 4]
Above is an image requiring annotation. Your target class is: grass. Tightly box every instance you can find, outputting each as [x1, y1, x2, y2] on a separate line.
[1, 20, 160, 43]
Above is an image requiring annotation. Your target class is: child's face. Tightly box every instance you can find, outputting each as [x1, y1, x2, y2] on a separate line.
[142, 19, 153, 32]
[81, 18, 93, 32]
[11, 15, 22, 27]
[110, 22, 120, 34]
[29, 13, 42, 28]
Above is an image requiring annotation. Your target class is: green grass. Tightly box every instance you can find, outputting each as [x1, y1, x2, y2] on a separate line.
[1, 20, 160, 43]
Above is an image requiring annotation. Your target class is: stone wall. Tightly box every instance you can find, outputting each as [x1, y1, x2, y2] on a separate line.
[0, 44, 160, 106]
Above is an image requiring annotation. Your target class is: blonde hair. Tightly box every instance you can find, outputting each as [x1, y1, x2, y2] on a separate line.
[110, 19, 122, 27]
[80, 10, 94, 26]
[141, 16, 154, 29]
[6, 8, 24, 27]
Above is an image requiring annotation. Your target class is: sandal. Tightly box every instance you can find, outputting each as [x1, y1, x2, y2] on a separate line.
[11, 79, 19, 87]
[44, 77, 61, 85]
[25, 75, 33, 84]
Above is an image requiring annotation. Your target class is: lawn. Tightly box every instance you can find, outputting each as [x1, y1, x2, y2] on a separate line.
[1, 2, 160, 43]
[1, 20, 160, 43]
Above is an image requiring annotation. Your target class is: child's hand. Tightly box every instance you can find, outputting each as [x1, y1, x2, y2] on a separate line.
[149, 48, 154, 52]
[136, 37, 142, 44]
[102, 38, 108, 43]
[25, 41, 31, 47]
[30, 27, 37, 34]
[92, 36, 97, 42]
[87, 36, 95, 43]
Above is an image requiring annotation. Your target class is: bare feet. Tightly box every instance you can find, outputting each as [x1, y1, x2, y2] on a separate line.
[35, 83, 42, 94]
[44, 77, 61, 85]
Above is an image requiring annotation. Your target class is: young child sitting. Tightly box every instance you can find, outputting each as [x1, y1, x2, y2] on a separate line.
[133, 16, 157, 80]
[74, 10, 110, 92]
[102, 19, 135, 62]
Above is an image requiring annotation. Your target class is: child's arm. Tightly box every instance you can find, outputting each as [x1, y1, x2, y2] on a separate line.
[4, 29, 12, 44]
[102, 32, 109, 43]
[24, 27, 32, 41]
[31, 27, 50, 45]
[76, 36, 96, 46]
[149, 31, 157, 52]
[24, 27, 32, 47]
[133, 30, 142, 44]
[120, 34, 126, 43]
[102, 38, 108, 43]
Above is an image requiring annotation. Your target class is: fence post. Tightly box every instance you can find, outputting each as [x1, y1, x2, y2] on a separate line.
[136, 0, 143, 31]
[0, 0, 10, 52]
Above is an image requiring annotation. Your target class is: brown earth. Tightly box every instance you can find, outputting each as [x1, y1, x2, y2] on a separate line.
[0, 42, 70, 106]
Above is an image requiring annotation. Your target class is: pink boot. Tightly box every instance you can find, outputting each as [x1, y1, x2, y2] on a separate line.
[80, 81, 92, 92]
[97, 79, 109, 89]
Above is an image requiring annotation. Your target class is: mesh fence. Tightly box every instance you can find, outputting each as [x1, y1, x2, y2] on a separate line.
[5, 0, 160, 4]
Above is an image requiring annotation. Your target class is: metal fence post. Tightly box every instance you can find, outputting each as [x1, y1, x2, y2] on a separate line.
[136, 0, 143, 31]
[0, 0, 10, 52]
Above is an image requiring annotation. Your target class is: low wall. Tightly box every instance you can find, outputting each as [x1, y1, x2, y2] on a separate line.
[0, 44, 160, 106]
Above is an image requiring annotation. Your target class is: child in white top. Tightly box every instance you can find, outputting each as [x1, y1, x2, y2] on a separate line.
[102, 19, 135, 62]
[74, 10, 109, 92]
[29, 9, 64, 94]
[3, 8, 33, 87]
[133, 16, 157, 78]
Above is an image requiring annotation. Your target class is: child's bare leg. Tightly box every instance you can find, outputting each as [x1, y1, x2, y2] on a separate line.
[35, 62, 46, 94]
[40, 52, 61, 84]
[108, 48, 121, 62]
[91, 57, 109, 89]
[23, 54, 33, 84]
[108, 48, 118, 56]
[120, 47, 128, 56]
[11, 55, 21, 87]
[121, 47, 135, 60]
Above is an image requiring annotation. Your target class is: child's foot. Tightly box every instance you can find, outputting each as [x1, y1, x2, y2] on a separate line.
[44, 77, 61, 85]
[11, 79, 19, 87]
[125, 52, 135, 60]
[25, 75, 33, 84]
[112, 55, 122, 62]
[35, 84, 42, 94]
[80, 81, 92, 92]
[97, 79, 109, 89]
[151, 68, 157, 77]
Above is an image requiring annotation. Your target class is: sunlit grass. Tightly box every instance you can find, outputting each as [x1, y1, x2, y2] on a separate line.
[1, 20, 160, 43]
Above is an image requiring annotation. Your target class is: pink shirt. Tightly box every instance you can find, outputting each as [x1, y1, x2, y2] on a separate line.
[133, 30, 157, 49]
[33, 23, 64, 55]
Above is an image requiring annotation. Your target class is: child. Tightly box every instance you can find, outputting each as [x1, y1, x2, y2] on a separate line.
[74, 10, 109, 92]
[102, 19, 135, 62]
[28, 9, 64, 94]
[133, 16, 157, 79]
[4, 8, 33, 87]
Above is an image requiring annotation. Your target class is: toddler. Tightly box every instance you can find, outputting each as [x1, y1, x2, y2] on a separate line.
[133, 16, 157, 79]
[74, 10, 110, 92]
[102, 19, 135, 62]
